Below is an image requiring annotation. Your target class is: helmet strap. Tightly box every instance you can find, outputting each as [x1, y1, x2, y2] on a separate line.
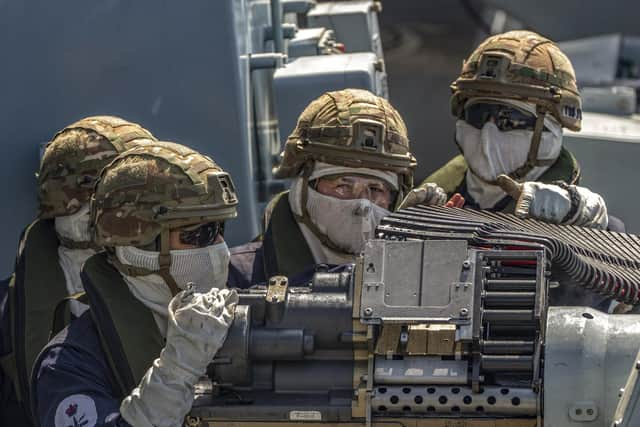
[392, 176, 406, 211]
[109, 252, 156, 277]
[56, 233, 99, 251]
[293, 162, 350, 254]
[107, 228, 181, 297]
[508, 106, 556, 181]
[158, 228, 181, 296]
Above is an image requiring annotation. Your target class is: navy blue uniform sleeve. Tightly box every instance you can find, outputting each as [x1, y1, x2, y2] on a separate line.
[32, 314, 131, 427]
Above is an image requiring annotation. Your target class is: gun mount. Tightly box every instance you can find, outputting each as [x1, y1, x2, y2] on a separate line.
[189, 207, 640, 426]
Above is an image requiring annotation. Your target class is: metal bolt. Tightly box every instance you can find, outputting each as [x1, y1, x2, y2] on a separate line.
[586, 408, 594, 416]
[462, 260, 471, 269]
[619, 388, 625, 397]
[460, 308, 469, 317]
[400, 332, 409, 344]
[364, 307, 373, 316]
[635, 360, 640, 370]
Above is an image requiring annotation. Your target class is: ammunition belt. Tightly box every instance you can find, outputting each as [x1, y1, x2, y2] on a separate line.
[377, 206, 640, 304]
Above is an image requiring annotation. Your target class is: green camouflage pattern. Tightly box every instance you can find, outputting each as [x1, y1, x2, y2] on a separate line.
[91, 141, 238, 247]
[451, 31, 582, 131]
[38, 116, 156, 218]
[273, 88, 416, 197]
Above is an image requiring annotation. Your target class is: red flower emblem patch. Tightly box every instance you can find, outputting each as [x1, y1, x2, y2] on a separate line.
[55, 394, 97, 427]
[65, 403, 78, 417]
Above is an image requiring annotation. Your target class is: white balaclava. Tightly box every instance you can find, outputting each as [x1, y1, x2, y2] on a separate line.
[114, 241, 230, 336]
[54, 204, 95, 317]
[456, 98, 563, 209]
[289, 162, 398, 264]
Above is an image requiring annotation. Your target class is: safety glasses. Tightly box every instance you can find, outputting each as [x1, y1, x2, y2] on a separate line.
[463, 102, 547, 132]
[178, 221, 224, 247]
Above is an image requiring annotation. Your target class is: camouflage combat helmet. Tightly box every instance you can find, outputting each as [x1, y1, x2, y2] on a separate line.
[274, 88, 417, 202]
[450, 31, 582, 181]
[91, 140, 238, 294]
[38, 115, 156, 219]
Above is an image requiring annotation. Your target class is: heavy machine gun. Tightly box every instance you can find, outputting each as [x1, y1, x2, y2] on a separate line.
[188, 206, 640, 427]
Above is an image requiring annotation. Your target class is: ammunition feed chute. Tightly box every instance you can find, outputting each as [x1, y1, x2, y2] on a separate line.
[379, 206, 640, 304]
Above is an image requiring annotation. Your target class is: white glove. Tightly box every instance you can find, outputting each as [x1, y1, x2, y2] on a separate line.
[398, 183, 448, 210]
[569, 185, 609, 229]
[497, 175, 609, 230]
[516, 181, 572, 224]
[120, 287, 238, 427]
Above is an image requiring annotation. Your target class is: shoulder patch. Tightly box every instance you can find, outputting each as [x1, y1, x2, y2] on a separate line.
[55, 394, 98, 427]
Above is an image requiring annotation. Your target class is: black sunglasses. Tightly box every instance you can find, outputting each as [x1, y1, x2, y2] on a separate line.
[463, 102, 547, 132]
[178, 222, 224, 247]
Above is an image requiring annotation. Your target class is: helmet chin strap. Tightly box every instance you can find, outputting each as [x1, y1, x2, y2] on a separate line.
[56, 234, 100, 251]
[108, 227, 181, 297]
[157, 228, 181, 296]
[507, 106, 556, 181]
[461, 105, 556, 186]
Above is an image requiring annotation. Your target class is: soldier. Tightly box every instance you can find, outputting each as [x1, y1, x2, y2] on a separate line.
[418, 31, 620, 231]
[31, 141, 238, 427]
[0, 116, 154, 425]
[229, 88, 448, 288]
[36, 116, 156, 316]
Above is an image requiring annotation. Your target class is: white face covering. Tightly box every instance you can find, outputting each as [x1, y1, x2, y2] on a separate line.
[308, 188, 390, 254]
[289, 178, 390, 257]
[55, 204, 95, 317]
[54, 204, 92, 244]
[116, 242, 230, 292]
[57, 247, 94, 317]
[456, 98, 563, 209]
[115, 242, 230, 336]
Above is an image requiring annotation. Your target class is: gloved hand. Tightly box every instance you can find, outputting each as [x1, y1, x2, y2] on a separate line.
[398, 183, 448, 210]
[120, 287, 238, 427]
[497, 175, 609, 229]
